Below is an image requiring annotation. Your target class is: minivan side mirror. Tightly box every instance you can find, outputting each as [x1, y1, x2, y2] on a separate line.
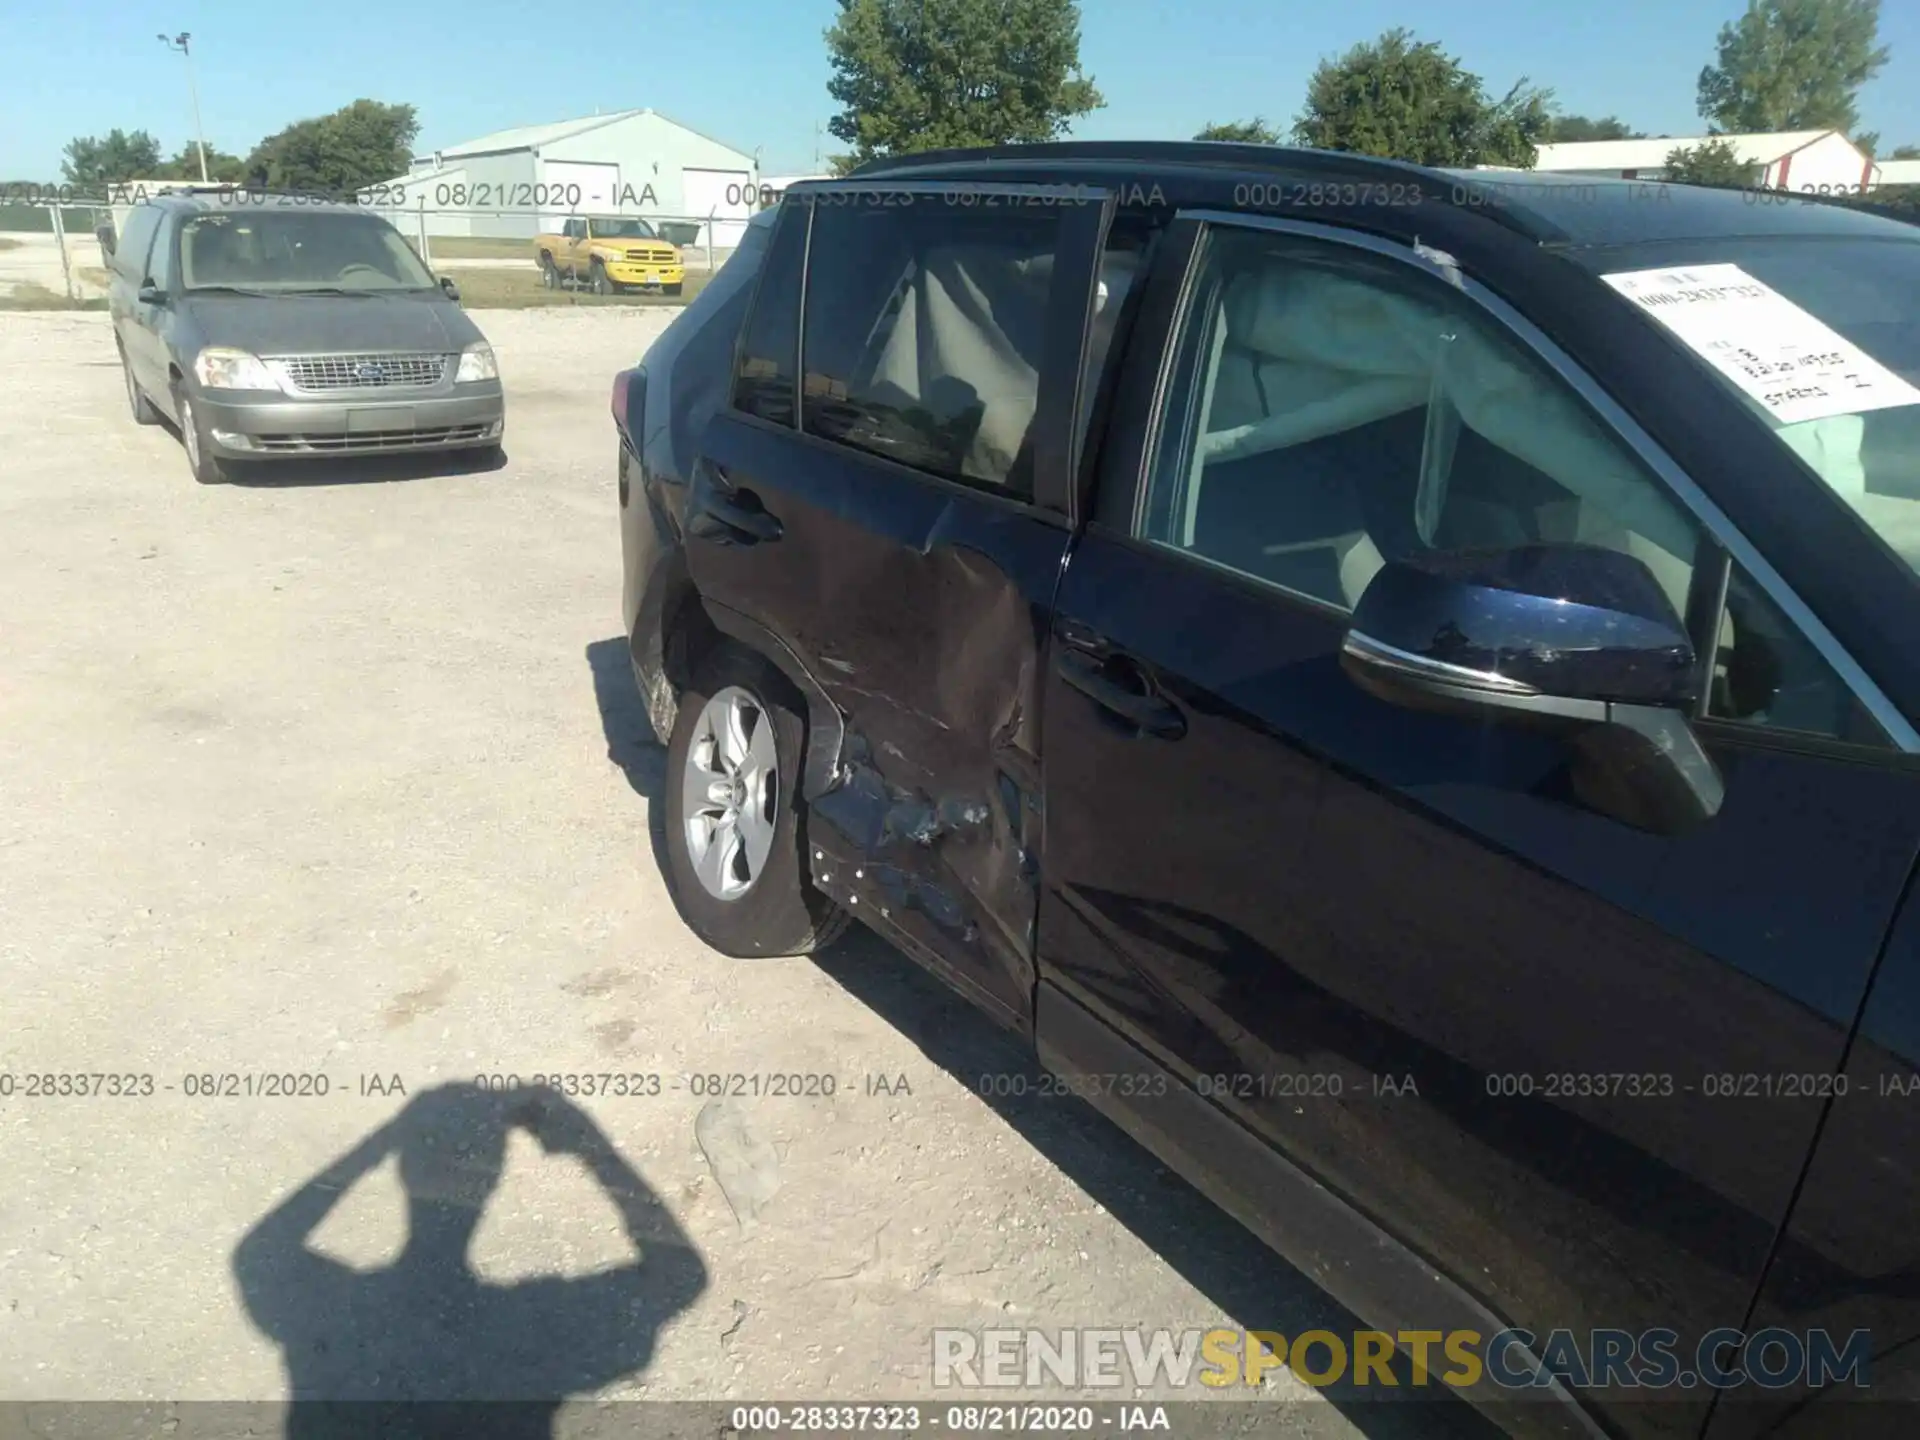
[136, 282, 166, 306]
[439, 275, 460, 302]
[1340, 543, 1724, 834]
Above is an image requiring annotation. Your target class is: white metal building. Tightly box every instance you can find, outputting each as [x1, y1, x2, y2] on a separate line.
[758, 174, 833, 203]
[1528, 130, 1883, 192]
[361, 109, 759, 245]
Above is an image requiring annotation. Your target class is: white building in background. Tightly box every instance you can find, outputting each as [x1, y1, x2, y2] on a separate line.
[758, 174, 833, 203]
[359, 108, 760, 246]
[1526, 129, 1884, 192]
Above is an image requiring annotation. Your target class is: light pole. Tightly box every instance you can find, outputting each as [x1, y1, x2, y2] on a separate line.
[157, 32, 209, 182]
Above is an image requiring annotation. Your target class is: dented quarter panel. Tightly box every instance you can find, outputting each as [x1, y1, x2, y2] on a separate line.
[689, 409, 1070, 1029]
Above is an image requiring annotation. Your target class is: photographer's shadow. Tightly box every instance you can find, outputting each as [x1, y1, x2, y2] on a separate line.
[233, 1082, 706, 1437]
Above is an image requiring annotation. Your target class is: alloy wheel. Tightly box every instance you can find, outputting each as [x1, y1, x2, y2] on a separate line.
[681, 686, 779, 901]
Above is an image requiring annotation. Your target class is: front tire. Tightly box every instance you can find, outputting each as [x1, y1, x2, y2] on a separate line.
[174, 386, 232, 485]
[539, 252, 561, 289]
[591, 260, 616, 296]
[662, 645, 848, 957]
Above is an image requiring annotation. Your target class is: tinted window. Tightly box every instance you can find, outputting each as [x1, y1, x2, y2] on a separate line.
[1143, 226, 1705, 616]
[115, 205, 162, 281]
[1144, 224, 1887, 748]
[1585, 236, 1920, 584]
[732, 198, 808, 426]
[799, 199, 1063, 495]
[148, 213, 179, 291]
[1075, 224, 1156, 475]
[1707, 565, 1889, 745]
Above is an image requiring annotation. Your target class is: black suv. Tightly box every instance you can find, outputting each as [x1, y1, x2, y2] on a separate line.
[616, 144, 1920, 1440]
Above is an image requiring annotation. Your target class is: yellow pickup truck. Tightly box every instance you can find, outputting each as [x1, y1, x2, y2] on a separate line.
[535, 216, 685, 295]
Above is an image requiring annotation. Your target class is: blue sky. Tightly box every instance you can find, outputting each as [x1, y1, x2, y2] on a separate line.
[5, 0, 1919, 181]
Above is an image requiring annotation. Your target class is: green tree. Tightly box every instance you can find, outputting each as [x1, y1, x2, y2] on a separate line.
[1292, 30, 1551, 167]
[1891, 144, 1920, 159]
[1697, 0, 1889, 134]
[244, 100, 419, 194]
[60, 129, 163, 187]
[154, 143, 249, 183]
[824, 0, 1103, 165]
[1664, 137, 1761, 187]
[1195, 118, 1281, 143]
[1547, 114, 1646, 142]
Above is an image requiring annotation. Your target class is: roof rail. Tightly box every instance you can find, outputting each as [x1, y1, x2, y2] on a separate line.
[840, 141, 1552, 240]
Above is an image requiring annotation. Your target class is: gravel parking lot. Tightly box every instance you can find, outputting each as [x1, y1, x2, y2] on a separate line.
[0, 309, 1486, 1438]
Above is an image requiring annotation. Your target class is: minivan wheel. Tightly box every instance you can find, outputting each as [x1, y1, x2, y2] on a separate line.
[662, 645, 849, 957]
[121, 350, 159, 425]
[174, 387, 232, 485]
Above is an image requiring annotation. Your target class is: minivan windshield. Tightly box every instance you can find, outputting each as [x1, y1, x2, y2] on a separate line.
[589, 218, 658, 239]
[179, 211, 438, 294]
[1585, 234, 1920, 580]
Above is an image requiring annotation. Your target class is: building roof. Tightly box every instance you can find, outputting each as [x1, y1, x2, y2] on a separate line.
[423, 110, 647, 161]
[1878, 159, 1920, 186]
[1532, 130, 1846, 172]
[418, 107, 753, 164]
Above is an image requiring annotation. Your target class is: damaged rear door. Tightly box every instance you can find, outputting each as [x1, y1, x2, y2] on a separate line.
[688, 179, 1114, 1029]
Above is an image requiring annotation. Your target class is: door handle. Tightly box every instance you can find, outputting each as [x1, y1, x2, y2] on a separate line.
[1055, 650, 1187, 739]
[689, 467, 783, 545]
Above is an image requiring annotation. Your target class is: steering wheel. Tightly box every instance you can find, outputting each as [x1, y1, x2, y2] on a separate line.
[336, 264, 386, 283]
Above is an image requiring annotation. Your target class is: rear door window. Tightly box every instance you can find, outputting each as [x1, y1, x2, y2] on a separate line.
[798, 199, 1068, 497]
[115, 206, 163, 281]
[731, 199, 809, 427]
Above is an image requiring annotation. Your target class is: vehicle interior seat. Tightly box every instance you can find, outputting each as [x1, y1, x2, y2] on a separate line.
[187, 224, 244, 286]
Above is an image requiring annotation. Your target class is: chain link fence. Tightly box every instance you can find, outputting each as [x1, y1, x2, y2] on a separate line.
[3, 187, 771, 305]
[0, 196, 116, 303]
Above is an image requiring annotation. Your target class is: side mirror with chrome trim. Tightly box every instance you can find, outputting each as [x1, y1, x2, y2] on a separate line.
[1339, 543, 1724, 834]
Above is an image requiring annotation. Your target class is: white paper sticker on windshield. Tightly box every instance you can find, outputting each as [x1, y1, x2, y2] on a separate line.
[1601, 263, 1920, 426]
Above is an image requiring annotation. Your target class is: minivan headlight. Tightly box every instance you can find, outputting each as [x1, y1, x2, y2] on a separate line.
[194, 347, 276, 390]
[455, 343, 498, 382]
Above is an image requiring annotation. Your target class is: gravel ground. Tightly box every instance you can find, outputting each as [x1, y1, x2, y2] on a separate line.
[0, 232, 107, 301]
[0, 310, 1488, 1439]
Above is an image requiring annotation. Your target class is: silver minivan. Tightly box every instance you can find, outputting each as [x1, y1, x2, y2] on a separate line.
[105, 189, 505, 484]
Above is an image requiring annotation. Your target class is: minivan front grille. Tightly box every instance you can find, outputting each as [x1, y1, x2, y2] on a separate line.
[249, 424, 490, 453]
[273, 353, 449, 392]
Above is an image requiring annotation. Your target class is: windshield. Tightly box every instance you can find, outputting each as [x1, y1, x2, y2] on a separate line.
[180, 211, 438, 293]
[1588, 235, 1920, 580]
[588, 217, 658, 240]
